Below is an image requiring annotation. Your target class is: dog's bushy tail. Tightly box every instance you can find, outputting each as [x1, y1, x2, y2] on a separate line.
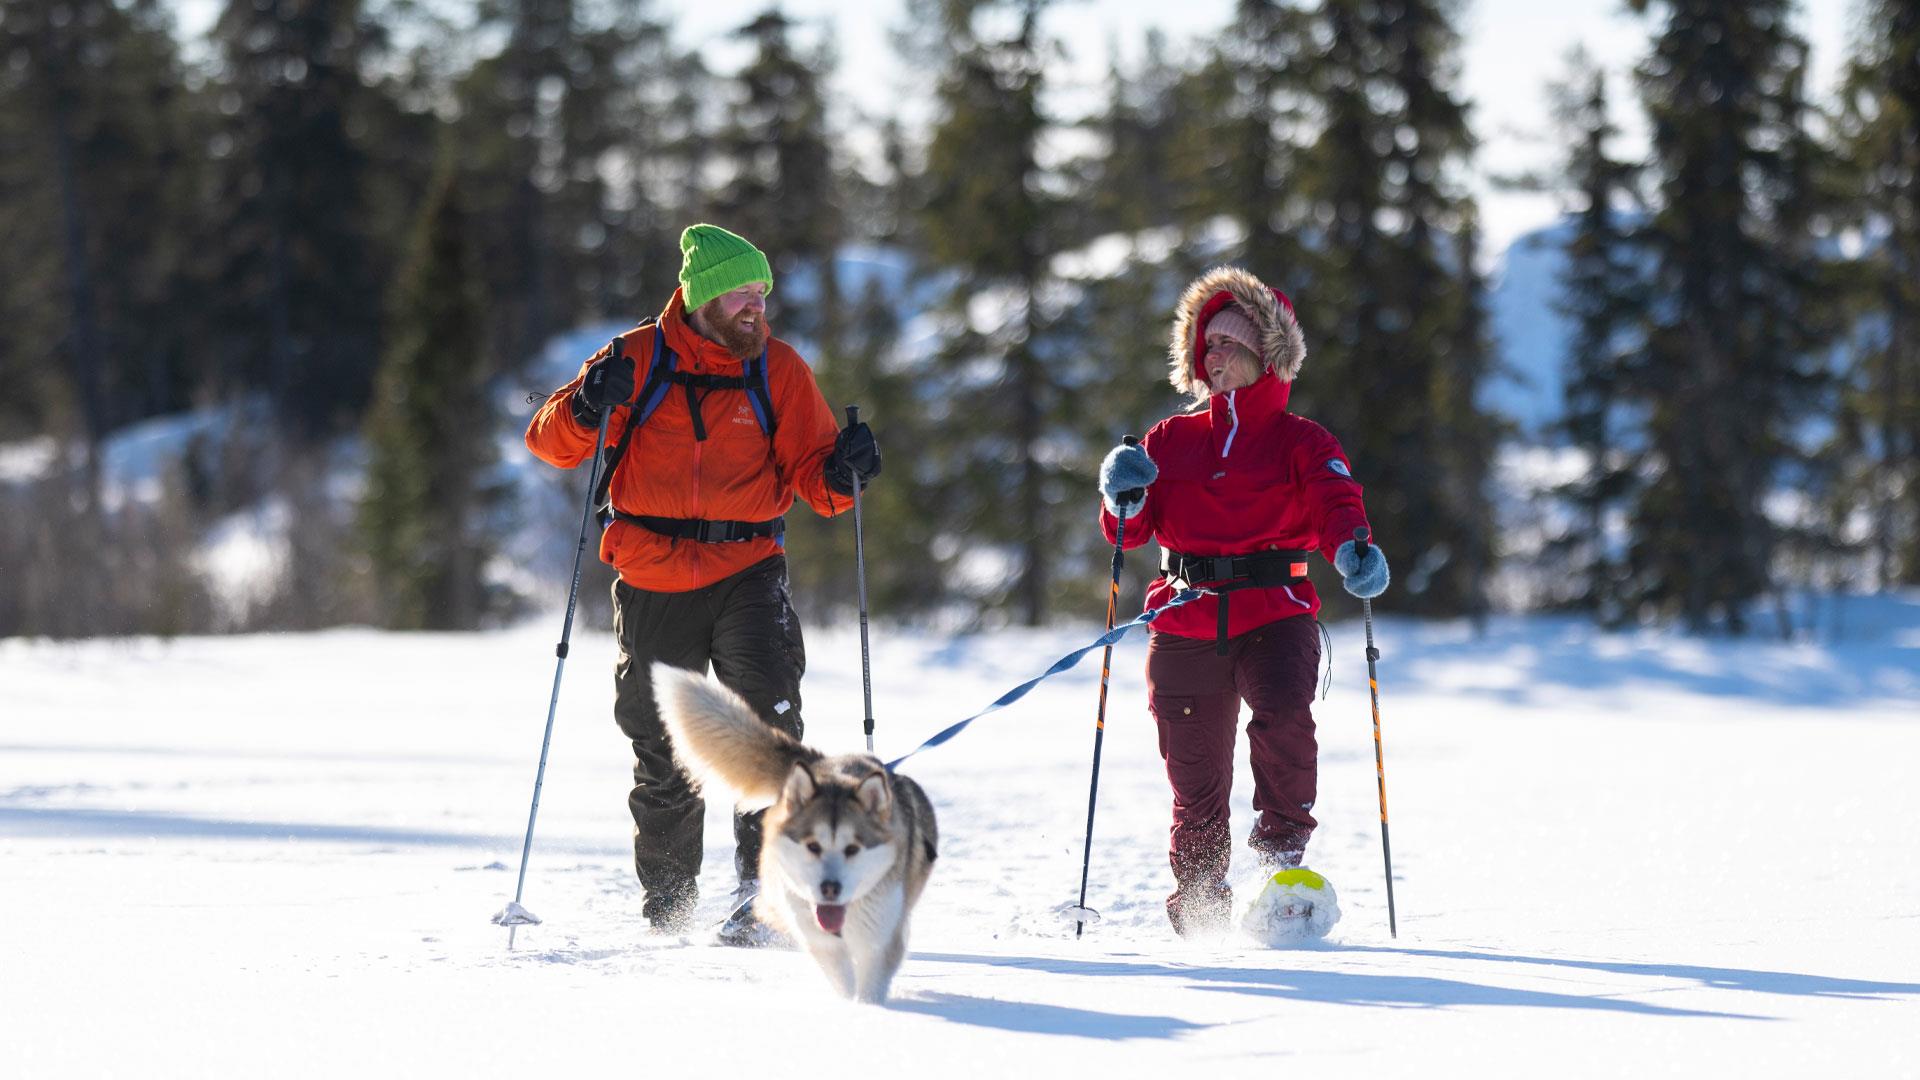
[651, 663, 817, 808]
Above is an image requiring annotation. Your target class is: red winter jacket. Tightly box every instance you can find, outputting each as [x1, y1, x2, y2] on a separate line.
[1100, 371, 1369, 637]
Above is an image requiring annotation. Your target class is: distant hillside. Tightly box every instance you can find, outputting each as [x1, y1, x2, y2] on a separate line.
[1484, 219, 1576, 440]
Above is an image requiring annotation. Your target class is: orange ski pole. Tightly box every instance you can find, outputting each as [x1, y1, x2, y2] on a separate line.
[1353, 526, 1398, 937]
[1072, 436, 1138, 938]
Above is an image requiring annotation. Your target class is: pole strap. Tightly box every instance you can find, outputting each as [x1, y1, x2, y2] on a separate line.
[884, 588, 1208, 772]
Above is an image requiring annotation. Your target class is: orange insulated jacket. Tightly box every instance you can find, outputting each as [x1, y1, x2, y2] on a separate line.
[525, 289, 848, 592]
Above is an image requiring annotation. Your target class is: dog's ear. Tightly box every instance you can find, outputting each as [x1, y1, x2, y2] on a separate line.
[854, 771, 892, 821]
[783, 763, 817, 805]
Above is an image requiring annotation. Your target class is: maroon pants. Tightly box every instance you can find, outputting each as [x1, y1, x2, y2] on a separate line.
[1146, 614, 1322, 888]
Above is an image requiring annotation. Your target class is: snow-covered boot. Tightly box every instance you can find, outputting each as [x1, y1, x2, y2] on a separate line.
[642, 878, 696, 934]
[1167, 881, 1233, 938]
[1247, 823, 1308, 872]
[716, 880, 789, 948]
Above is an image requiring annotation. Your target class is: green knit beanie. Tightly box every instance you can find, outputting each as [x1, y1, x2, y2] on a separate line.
[678, 223, 774, 311]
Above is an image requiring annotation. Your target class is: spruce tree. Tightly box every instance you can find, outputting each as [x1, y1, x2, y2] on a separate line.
[1081, 32, 1191, 237]
[1833, 0, 1920, 586]
[1437, 205, 1500, 626]
[1624, 0, 1831, 631]
[208, 0, 386, 438]
[913, 0, 1085, 625]
[1549, 57, 1645, 620]
[1288, 0, 1497, 616]
[1198, 0, 1312, 266]
[620, 29, 719, 308]
[0, 0, 206, 461]
[453, 1, 674, 368]
[1074, 37, 1214, 457]
[711, 9, 844, 347]
[360, 166, 498, 630]
[785, 279, 947, 622]
[1762, 59, 1846, 627]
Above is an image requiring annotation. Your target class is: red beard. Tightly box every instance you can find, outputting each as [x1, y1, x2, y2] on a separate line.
[698, 301, 772, 360]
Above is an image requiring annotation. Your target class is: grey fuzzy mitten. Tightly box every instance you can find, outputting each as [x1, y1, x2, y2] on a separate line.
[1334, 539, 1390, 599]
[1099, 443, 1157, 519]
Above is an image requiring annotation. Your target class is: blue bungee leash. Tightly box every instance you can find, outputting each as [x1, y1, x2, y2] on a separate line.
[884, 588, 1208, 772]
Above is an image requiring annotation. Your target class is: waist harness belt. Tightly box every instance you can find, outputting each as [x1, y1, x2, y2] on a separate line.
[613, 510, 785, 544]
[1160, 547, 1313, 655]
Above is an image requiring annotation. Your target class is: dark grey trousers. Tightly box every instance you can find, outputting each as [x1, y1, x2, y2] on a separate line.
[611, 555, 805, 924]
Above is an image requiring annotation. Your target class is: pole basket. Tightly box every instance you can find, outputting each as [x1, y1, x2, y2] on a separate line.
[1055, 902, 1102, 929]
[491, 902, 542, 928]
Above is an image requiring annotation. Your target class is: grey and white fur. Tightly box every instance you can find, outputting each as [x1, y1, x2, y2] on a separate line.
[650, 663, 938, 1004]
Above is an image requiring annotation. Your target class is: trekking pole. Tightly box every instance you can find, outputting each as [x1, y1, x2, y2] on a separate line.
[846, 405, 875, 754]
[494, 407, 612, 949]
[1353, 526, 1398, 938]
[1072, 434, 1137, 938]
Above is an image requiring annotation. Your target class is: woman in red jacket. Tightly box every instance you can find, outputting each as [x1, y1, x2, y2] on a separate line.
[1095, 266, 1390, 937]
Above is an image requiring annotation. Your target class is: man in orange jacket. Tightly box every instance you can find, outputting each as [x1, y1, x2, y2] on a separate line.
[525, 224, 880, 944]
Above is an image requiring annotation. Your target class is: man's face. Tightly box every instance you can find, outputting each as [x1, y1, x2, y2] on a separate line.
[1204, 336, 1262, 393]
[697, 283, 771, 359]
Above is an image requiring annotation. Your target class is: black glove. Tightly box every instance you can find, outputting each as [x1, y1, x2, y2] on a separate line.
[825, 421, 882, 496]
[571, 350, 636, 425]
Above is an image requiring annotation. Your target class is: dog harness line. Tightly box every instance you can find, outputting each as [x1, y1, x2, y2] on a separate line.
[882, 588, 1209, 772]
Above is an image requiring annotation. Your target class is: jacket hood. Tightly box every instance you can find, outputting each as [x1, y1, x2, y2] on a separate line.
[1168, 266, 1306, 400]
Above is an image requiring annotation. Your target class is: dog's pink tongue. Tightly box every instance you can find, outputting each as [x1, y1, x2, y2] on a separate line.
[815, 903, 847, 935]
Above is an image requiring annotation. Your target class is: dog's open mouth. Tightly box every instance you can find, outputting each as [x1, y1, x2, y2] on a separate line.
[814, 903, 847, 935]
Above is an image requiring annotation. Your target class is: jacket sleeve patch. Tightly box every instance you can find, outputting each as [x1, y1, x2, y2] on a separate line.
[1327, 459, 1351, 478]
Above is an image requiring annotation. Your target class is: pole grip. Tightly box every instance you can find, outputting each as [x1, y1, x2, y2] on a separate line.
[1113, 434, 1144, 525]
[845, 404, 860, 428]
[1354, 525, 1371, 560]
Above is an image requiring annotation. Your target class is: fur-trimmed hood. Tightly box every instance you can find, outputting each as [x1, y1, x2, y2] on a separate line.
[1168, 266, 1306, 399]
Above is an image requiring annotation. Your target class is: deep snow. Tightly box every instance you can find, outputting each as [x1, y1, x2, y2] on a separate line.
[4, 596, 1918, 1077]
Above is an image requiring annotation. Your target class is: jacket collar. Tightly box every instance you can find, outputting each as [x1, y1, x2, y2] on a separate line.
[661, 288, 746, 371]
[1205, 368, 1291, 427]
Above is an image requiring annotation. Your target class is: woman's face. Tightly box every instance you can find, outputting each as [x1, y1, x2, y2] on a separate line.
[1204, 336, 1262, 393]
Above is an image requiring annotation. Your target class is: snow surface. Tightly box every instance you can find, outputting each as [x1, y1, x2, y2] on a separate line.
[5, 596, 1919, 1077]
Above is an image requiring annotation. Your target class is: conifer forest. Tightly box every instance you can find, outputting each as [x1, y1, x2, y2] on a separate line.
[2, 0, 1915, 637]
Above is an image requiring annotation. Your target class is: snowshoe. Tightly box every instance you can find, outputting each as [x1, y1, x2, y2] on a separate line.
[716, 880, 790, 949]
[1242, 867, 1340, 945]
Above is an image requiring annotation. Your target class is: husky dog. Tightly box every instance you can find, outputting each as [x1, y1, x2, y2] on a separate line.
[650, 663, 938, 1004]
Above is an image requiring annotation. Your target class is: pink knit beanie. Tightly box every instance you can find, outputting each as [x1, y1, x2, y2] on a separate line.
[1202, 307, 1261, 355]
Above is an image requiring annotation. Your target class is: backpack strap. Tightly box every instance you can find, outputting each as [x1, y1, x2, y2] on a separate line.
[593, 325, 779, 525]
[742, 350, 777, 438]
[592, 323, 662, 525]
[671, 347, 776, 443]
[630, 325, 675, 426]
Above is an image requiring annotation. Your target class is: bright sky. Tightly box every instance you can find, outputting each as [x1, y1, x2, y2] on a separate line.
[175, 0, 1860, 254]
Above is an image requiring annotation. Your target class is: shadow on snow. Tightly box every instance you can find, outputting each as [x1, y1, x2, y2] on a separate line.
[1332, 944, 1920, 1002]
[888, 990, 1206, 1039]
[911, 948, 1822, 1022]
[0, 805, 617, 853]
